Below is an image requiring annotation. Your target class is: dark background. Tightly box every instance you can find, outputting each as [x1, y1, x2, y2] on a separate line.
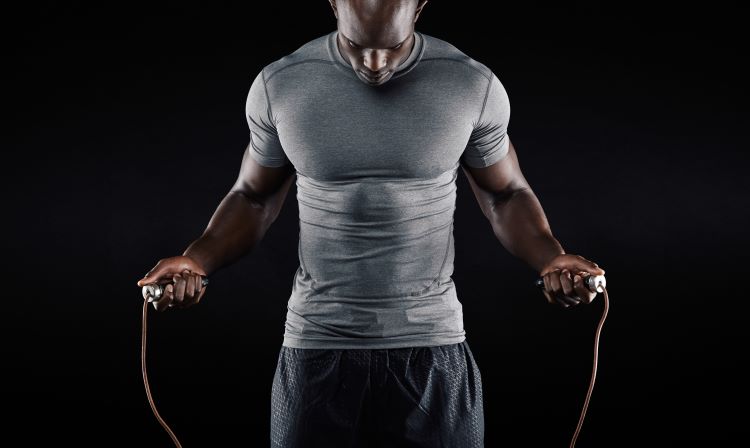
[6, 0, 746, 446]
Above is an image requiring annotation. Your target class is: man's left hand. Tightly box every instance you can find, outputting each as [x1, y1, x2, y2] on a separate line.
[539, 254, 605, 308]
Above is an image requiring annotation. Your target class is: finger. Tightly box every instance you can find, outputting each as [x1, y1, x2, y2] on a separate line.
[165, 283, 176, 310]
[194, 278, 208, 306]
[570, 255, 605, 276]
[546, 270, 570, 308]
[564, 295, 582, 307]
[156, 283, 174, 311]
[183, 271, 196, 306]
[560, 269, 575, 297]
[172, 273, 186, 307]
[193, 273, 205, 302]
[195, 273, 204, 296]
[548, 269, 564, 301]
[559, 269, 582, 306]
[556, 292, 579, 307]
[542, 273, 555, 305]
[154, 283, 174, 312]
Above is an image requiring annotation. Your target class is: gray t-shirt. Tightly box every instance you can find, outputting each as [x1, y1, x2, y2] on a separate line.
[246, 30, 511, 349]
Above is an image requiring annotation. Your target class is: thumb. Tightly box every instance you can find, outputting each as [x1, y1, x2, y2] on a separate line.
[137, 266, 171, 287]
[571, 258, 605, 275]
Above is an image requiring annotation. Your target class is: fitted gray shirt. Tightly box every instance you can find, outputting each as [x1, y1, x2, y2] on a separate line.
[245, 30, 511, 349]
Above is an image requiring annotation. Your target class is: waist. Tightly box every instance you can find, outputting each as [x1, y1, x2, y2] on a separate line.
[297, 219, 455, 298]
[283, 276, 466, 348]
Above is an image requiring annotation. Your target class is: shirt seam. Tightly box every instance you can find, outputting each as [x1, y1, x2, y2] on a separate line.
[265, 59, 337, 84]
[476, 72, 494, 127]
[418, 57, 492, 82]
[260, 67, 276, 127]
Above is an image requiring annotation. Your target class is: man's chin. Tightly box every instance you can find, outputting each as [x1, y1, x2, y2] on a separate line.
[357, 71, 392, 86]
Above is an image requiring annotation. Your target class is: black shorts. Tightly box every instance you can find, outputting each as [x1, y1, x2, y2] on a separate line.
[270, 339, 484, 448]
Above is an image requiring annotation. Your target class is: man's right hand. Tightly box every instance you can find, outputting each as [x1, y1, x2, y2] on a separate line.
[137, 256, 208, 311]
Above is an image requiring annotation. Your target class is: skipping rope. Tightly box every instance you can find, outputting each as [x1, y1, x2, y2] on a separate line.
[141, 274, 608, 447]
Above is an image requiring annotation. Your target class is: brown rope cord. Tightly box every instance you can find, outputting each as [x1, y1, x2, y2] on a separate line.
[569, 285, 609, 448]
[141, 283, 609, 448]
[142, 299, 183, 448]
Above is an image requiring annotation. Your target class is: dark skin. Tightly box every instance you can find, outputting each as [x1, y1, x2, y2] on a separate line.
[329, 0, 428, 86]
[137, 0, 604, 310]
[460, 139, 605, 308]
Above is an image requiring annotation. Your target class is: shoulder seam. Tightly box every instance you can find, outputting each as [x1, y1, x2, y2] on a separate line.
[476, 72, 494, 125]
[260, 67, 276, 126]
[265, 59, 336, 83]
[420, 57, 492, 81]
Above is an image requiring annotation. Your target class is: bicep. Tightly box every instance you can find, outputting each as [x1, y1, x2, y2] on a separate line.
[459, 73, 530, 206]
[231, 142, 296, 205]
[460, 138, 531, 212]
[233, 69, 295, 203]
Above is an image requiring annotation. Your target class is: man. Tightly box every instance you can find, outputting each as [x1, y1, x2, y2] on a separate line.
[137, 0, 606, 446]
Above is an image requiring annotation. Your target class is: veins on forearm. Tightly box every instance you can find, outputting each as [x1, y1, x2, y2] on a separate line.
[486, 188, 564, 272]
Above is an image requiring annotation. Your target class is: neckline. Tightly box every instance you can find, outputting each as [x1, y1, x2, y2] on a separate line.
[326, 29, 425, 83]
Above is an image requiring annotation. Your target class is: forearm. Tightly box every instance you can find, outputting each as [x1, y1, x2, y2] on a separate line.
[182, 191, 277, 276]
[486, 188, 565, 273]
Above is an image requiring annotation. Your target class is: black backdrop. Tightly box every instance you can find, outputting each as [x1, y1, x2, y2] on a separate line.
[6, 1, 747, 446]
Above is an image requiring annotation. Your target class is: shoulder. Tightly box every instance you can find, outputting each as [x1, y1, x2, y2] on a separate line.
[261, 32, 335, 83]
[419, 32, 496, 85]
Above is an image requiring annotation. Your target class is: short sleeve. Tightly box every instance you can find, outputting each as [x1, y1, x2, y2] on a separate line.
[460, 73, 511, 168]
[245, 69, 290, 167]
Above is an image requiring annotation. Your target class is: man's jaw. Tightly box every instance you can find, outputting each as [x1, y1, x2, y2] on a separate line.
[357, 69, 392, 86]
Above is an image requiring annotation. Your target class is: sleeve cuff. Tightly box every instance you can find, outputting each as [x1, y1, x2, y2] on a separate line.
[461, 137, 509, 168]
[248, 138, 290, 168]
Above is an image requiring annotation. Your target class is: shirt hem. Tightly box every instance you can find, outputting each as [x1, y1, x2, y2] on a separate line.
[281, 333, 467, 350]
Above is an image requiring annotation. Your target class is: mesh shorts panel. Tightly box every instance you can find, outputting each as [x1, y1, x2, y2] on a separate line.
[270, 340, 484, 448]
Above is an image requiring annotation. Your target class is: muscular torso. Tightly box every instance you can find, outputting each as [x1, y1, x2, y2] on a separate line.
[244, 30, 511, 349]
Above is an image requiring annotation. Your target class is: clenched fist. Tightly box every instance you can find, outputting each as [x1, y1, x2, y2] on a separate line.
[137, 256, 208, 311]
[539, 254, 605, 308]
